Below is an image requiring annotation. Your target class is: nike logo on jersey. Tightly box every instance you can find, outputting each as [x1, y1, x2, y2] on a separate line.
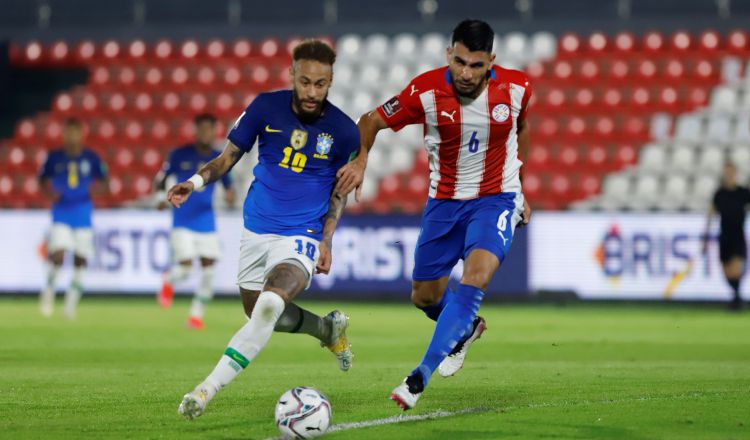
[265, 125, 282, 133]
[410, 85, 419, 96]
[440, 110, 456, 122]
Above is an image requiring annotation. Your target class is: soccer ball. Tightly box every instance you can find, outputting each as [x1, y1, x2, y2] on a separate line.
[275, 387, 332, 439]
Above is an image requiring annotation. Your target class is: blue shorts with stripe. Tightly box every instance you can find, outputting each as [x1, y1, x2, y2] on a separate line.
[412, 192, 524, 281]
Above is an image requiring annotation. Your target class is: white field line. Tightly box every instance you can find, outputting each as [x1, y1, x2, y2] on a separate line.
[263, 407, 487, 440]
[263, 390, 729, 439]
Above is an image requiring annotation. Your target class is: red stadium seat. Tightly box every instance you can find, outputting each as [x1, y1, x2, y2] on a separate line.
[127, 39, 148, 60]
[642, 31, 665, 52]
[153, 39, 174, 61]
[133, 92, 153, 113]
[613, 32, 637, 53]
[663, 59, 685, 80]
[74, 40, 97, 63]
[259, 38, 281, 58]
[53, 92, 74, 113]
[22, 40, 44, 64]
[635, 59, 658, 81]
[573, 88, 595, 110]
[606, 59, 630, 82]
[144, 66, 164, 87]
[586, 32, 609, 54]
[161, 92, 181, 112]
[594, 116, 616, 140]
[214, 92, 235, 116]
[149, 119, 171, 143]
[669, 31, 693, 52]
[100, 40, 122, 61]
[205, 39, 227, 59]
[123, 120, 144, 143]
[579, 173, 601, 197]
[528, 143, 550, 171]
[726, 29, 749, 54]
[224, 66, 242, 86]
[118, 66, 137, 87]
[558, 33, 582, 57]
[552, 60, 573, 81]
[232, 39, 253, 58]
[15, 119, 37, 142]
[196, 66, 217, 87]
[180, 39, 201, 59]
[170, 65, 190, 86]
[90, 66, 111, 87]
[188, 92, 209, 113]
[697, 30, 721, 52]
[557, 144, 580, 168]
[49, 40, 71, 65]
[141, 147, 163, 172]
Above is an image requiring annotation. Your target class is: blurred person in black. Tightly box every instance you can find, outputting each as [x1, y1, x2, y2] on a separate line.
[703, 162, 750, 311]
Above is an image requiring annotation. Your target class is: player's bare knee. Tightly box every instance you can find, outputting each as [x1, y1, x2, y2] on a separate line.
[264, 263, 305, 301]
[50, 251, 65, 266]
[73, 255, 87, 268]
[411, 283, 442, 307]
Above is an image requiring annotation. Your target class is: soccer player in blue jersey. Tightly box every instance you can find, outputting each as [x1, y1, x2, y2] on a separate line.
[168, 40, 358, 420]
[38, 118, 108, 319]
[154, 113, 235, 329]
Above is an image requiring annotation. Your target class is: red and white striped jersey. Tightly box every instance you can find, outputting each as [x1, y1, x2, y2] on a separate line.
[377, 65, 532, 200]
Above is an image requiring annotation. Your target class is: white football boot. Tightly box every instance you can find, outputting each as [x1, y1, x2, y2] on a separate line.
[178, 383, 217, 420]
[322, 310, 353, 371]
[438, 316, 487, 377]
[390, 376, 423, 411]
[39, 288, 54, 317]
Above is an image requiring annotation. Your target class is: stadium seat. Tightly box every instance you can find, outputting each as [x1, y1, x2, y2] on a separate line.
[696, 146, 725, 174]
[628, 174, 660, 210]
[660, 175, 689, 210]
[669, 146, 696, 173]
[639, 145, 667, 173]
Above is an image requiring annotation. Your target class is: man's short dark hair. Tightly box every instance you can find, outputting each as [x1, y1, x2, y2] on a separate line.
[292, 39, 336, 65]
[451, 19, 494, 53]
[64, 117, 82, 128]
[194, 113, 217, 125]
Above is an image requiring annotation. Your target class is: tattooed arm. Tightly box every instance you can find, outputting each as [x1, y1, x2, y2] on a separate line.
[316, 191, 348, 274]
[167, 142, 244, 208]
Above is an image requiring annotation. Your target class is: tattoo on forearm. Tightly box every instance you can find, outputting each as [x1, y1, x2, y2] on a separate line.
[322, 193, 347, 244]
[196, 147, 243, 185]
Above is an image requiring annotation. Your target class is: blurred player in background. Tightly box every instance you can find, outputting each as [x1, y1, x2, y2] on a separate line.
[38, 118, 108, 319]
[154, 113, 235, 329]
[703, 162, 750, 311]
[168, 40, 357, 420]
[337, 19, 532, 410]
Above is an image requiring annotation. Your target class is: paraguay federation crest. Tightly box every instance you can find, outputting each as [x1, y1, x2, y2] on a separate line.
[290, 129, 308, 150]
[492, 104, 510, 123]
[314, 133, 334, 159]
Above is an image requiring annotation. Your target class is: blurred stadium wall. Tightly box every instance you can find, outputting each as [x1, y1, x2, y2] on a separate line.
[1, 0, 749, 301]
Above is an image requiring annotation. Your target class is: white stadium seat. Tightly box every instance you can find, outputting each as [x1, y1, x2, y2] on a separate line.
[393, 33, 418, 59]
[729, 146, 750, 173]
[710, 86, 739, 113]
[660, 174, 689, 210]
[639, 145, 667, 173]
[386, 63, 411, 88]
[337, 34, 362, 61]
[628, 174, 660, 210]
[705, 114, 733, 143]
[389, 147, 416, 173]
[350, 90, 375, 117]
[674, 114, 704, 141]
[601, 174, 631, 202]
[733, 113, 750, 143]
[687, 175, 719, 211]
[358, 64, 382, 91]
[502, 32, 529, 64]
[530, 31, 557, 61]
[419, 33, 448, 65]
[670, 147, 696, 173]
[363, 34, 390, 62]
[696, 146, 725, 174]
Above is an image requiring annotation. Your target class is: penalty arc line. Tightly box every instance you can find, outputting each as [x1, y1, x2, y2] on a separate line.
[264, 407, 488, 439]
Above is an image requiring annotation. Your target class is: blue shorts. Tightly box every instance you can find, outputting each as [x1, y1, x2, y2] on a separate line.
[412, 192, 524, 281]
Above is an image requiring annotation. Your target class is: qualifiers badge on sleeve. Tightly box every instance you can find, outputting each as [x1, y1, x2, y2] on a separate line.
[381, 96, 402, 117]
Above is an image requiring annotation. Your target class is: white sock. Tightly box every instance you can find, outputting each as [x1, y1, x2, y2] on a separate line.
[201, 291, 285, 395]
[41, 263, 59, 297]
[167, 264, 191, 284]
[190, 266, 215, 319]
[64, 266, 84, 317]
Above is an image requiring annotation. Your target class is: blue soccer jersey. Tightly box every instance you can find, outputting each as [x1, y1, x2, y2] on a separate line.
[39, 148, 107, 228]
[163, 145, 231, 233]
[227, 90, 360, 240]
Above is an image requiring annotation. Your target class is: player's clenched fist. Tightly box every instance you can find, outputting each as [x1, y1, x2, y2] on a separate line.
[167, 181, 195, 208]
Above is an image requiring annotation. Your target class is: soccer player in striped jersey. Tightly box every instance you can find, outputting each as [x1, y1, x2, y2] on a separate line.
[336, 19, 533, 410]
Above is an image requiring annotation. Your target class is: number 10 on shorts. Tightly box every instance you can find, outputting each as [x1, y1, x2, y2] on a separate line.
[295, 239, 316, 261]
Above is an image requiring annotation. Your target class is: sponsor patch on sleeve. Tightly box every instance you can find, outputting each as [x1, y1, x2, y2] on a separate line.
[381, 96, 402, 117]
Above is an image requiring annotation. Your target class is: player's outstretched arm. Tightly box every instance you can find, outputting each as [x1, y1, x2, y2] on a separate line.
[335, 110, 389, 202]
[316, 192, 347, 274]
[167, 142, 244, 208]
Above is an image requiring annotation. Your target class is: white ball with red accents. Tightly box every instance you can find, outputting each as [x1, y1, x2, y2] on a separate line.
[275, 387, 332, 439]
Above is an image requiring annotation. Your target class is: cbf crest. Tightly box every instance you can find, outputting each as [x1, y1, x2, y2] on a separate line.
[290, 129, 308, 150]
[314, 133, 334, 159]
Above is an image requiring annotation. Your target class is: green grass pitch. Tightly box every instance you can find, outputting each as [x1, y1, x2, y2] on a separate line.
[1, 297, 748, 439]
